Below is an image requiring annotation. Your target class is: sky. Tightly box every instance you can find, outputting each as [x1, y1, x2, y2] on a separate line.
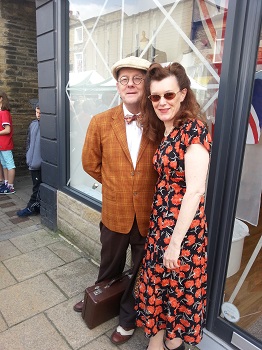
[69, 0, 228, 21]
[69, 0, 174, 20]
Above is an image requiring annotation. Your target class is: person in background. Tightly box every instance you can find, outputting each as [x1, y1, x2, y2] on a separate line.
[17, 106, 42, 216]
[0, 91, 16, 194]
[74, 56, 159, 345]
[135, 62, 212, 350]
[0, 163, 4, 185]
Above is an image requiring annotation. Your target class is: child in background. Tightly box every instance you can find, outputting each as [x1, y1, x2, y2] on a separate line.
[17, 106, 42, 216]
[0, 163, 4, 185]
[0, 91, 16, 194]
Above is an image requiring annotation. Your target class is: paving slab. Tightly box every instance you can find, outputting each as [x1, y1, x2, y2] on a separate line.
[10, 216, 30, 224]
[0, 262, 16, 289]
[0, 240, 21, 261]
[0, 314, 7, 333]
[3, 246, 65, 282]
[0, 223, 43, 242]
[46, 297, 118, 349]
[0, 314, 71, 350]
[47, 257, 98, 298]
[9, 229, 61, 253]
[0, 201, 16, 208]
[47, 240, 82, 263]
[0, 274, 66, 327]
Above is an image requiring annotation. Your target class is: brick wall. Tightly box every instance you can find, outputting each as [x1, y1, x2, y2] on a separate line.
[0, 0, 38, 175]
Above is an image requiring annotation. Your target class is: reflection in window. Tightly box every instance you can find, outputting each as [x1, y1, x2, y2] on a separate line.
[74, 26, 83, 44]
[67, 0, 228, 200]
[74, 52, 83, 72]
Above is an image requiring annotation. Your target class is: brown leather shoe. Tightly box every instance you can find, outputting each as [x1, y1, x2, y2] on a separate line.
[110, 325, 135, 345]
[73, 299, 84, 312]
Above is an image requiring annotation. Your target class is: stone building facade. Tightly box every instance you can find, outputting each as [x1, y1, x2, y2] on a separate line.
[0, 0, 38, 174]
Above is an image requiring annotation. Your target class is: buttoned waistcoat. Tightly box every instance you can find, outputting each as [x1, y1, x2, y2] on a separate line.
[82, 104, 159, 236]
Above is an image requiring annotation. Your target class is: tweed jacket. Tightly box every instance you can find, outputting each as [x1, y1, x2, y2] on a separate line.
[82, 104, 159, 236]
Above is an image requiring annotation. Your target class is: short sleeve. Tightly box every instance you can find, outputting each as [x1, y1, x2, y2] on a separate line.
[180, 119, 212, 153]
[1, 110, 11, 126]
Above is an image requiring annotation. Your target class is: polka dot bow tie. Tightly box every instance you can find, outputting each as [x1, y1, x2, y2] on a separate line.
[124, 114, 141, 124]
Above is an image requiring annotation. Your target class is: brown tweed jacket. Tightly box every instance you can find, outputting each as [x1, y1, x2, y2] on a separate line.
[82, 104, 159, 236]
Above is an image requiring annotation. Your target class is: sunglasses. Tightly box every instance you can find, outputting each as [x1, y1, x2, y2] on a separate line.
[148, 91, 181, 102]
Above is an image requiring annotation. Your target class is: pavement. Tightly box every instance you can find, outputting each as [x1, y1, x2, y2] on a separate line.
[0, 175, 199, 350]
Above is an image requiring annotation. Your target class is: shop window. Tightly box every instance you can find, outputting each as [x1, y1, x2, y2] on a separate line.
[221, 29, 262, 344]
[67, 0, 228, 201]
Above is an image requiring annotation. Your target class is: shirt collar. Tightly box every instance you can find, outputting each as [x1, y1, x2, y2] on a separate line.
[122, 104, 140, 118]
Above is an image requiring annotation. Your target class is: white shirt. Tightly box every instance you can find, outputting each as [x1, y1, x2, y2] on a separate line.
[123, 105, 142, 169]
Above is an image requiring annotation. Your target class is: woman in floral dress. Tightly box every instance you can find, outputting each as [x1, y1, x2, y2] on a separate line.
[136, 62, 212, 350]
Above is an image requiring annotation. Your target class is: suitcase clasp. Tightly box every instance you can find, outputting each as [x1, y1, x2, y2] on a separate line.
[93, 286, 102, 295]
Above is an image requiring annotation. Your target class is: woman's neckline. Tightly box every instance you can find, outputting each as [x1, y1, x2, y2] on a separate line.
[164, 126, 175, 137]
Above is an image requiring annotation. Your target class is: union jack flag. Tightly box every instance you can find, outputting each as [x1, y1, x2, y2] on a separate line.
[246, 78, 262, 144]
[197, 0, 262, 144]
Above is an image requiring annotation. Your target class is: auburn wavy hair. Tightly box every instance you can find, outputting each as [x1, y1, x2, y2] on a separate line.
[0, 91, 11, 111]
[141, 62, 206, 142]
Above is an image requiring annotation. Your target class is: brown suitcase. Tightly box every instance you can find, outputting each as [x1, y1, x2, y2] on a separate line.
[81, 270, 132, 329]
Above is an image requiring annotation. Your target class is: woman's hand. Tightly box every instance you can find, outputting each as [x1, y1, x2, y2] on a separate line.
[163, 243, 181, 269]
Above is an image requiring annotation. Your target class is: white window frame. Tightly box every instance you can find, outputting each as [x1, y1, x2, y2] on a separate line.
[74, 26, 83, 44]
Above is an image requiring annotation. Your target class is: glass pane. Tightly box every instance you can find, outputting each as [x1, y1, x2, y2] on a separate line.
[67, 0, 228, 200]
[222, 29, 262, 342]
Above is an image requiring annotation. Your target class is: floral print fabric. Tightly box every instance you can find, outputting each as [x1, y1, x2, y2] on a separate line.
[136, 119, 212, 345]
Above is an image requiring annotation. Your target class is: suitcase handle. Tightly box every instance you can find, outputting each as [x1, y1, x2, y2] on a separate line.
[105, 269, 132, 288]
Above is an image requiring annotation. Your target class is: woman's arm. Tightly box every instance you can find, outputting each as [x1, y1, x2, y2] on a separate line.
[163, 143, 210, 269]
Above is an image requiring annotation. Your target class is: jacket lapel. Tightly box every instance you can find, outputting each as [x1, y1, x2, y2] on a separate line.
[111, 104, 152, 167]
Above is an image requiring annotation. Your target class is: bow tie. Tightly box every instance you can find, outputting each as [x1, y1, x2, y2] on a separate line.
[124, 114, 141, 124]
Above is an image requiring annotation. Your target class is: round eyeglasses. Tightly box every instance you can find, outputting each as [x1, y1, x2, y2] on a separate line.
[118, 76, 144, 86]
[148, 91, 181, 102]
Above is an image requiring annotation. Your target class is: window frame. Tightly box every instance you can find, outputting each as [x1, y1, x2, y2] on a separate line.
[74, 26, 83, 44]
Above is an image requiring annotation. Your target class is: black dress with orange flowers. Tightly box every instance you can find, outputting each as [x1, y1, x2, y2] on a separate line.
[136, 119, 212, 345]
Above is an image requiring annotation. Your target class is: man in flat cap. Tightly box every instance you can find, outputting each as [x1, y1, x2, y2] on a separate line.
[74, 56, 159, 345]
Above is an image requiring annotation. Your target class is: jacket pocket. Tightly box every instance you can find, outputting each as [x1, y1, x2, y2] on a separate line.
[102, 188, 116, 201]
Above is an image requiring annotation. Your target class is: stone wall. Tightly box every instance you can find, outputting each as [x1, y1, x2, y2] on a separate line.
[57, 191, 102, 263]
[0, 0, 38, 175]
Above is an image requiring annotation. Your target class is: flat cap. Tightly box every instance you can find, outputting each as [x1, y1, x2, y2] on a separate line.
[111, 56, 151, 80]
